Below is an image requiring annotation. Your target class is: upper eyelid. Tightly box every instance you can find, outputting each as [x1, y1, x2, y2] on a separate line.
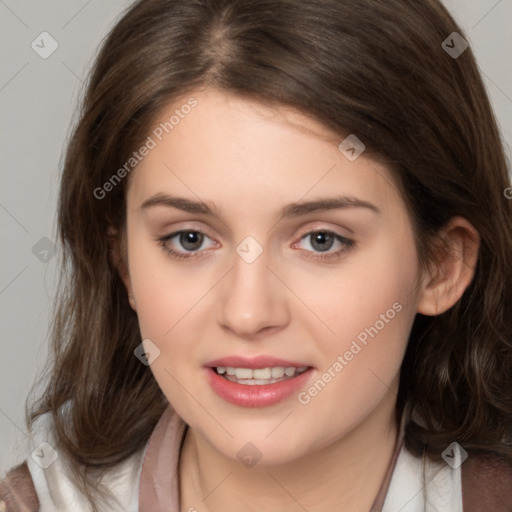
[292, 230, 353, 251]
[162, 229, 217, 247]
[160, 219, 354, 238]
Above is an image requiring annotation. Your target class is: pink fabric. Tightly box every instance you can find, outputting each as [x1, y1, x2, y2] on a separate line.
[139, 406, 187, 511]
[138, 405, 405, 511]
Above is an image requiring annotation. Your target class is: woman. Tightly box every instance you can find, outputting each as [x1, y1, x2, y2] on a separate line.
[1, 0, 511, 510]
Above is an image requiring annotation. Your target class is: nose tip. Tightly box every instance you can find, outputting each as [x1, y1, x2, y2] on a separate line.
[215, 247, 290, 338]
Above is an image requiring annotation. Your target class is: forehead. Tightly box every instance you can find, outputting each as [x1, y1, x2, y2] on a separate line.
[126, 88, 403, 218]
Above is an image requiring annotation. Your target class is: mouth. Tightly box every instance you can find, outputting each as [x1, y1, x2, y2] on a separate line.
[204, 357, 314, 407]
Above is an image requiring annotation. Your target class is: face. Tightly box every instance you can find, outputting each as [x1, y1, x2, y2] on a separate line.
[121, 88, 424, 464]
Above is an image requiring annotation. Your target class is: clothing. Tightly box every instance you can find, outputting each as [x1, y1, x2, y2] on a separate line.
[21, 404, 466, 511]
[3, 404, 511, 511]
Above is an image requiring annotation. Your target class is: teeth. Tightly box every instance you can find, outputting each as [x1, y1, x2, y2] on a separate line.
[271, 367, 285, 378]
[253, 368, 272, 379]
[216, 365, 308, 384]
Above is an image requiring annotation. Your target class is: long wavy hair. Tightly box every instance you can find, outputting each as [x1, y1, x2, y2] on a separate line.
[26, 0, 512, 509]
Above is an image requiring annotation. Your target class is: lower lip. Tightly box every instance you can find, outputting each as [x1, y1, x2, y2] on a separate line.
[205, 367, 314, 407]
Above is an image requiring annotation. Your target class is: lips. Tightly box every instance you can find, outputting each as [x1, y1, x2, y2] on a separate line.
[204, 355, 314, 407]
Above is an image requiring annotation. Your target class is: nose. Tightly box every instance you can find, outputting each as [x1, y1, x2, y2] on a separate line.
[216, 245, 290, 339]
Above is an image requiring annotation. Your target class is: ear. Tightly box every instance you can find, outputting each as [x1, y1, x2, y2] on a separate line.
[416, 216, 480, 316]
[107, 226, 137, 311]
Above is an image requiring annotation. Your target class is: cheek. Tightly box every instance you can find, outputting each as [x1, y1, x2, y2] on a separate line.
[302, 227, 418, 338]
[125, 226, 201, 339]
[293, 253, 417, 445]
[302, 227, 419, 384]
[127, 243, 208, 402]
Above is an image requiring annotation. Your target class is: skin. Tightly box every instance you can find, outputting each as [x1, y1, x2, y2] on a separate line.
[116, 87, 479, 512]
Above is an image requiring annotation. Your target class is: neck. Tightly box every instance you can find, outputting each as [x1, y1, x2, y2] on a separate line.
[179, 385, 400, 512]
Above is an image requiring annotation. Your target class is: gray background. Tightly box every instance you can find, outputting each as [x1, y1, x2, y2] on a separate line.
[1, 0, 511, 474]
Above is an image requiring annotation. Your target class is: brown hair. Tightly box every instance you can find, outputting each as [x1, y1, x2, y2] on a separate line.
[26, 0, 512, 509]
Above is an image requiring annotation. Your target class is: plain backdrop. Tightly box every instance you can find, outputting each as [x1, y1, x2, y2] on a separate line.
[1, 0, 511, 475]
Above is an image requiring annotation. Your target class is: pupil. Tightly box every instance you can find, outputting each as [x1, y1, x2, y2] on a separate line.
[311, 232, 333, 252]
[180, 231, 203, 251]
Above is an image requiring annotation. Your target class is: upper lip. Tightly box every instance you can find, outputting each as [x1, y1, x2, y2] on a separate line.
[205, 355, 312, 369]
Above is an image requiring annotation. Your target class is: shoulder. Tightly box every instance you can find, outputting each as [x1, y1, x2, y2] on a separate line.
[0, 461, 39, 512]
[461, 452, 512, 511]
[386, 443, 512, 511]
[3, 408, 149, 512]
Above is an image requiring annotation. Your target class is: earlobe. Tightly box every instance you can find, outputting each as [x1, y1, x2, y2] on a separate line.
[123, 273, 137, 311]
[107, 225, 137, 312]
[127, 292, 137, 311]
[416, 217, 480, 316]
[118, 261, 137, 311]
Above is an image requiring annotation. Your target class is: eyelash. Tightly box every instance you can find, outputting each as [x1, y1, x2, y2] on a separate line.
[156, 229, 355, 262]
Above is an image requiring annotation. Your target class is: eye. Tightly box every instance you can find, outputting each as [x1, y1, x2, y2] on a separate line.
[293, 230, 354, 261]
[157, 228, 354, 262]
[157, 230, 217, 261]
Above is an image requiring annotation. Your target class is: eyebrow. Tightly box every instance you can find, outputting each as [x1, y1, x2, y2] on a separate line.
[139, 193, 381, 217]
